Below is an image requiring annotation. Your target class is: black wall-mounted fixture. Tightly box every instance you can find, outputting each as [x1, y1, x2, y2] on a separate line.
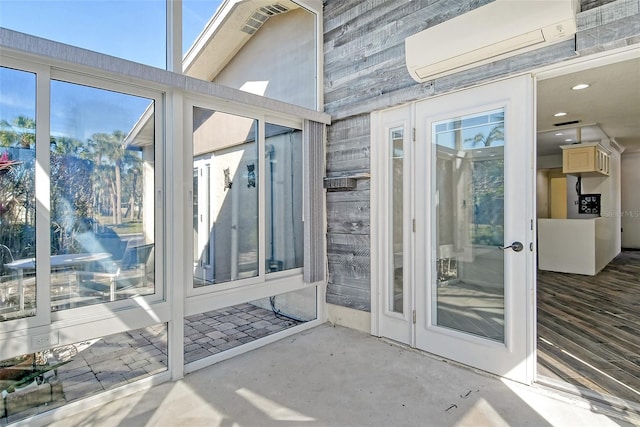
[579, 194, 601, 215]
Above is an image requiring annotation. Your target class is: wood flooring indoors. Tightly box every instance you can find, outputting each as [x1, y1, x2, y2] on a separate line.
[537, 250, 640, 409]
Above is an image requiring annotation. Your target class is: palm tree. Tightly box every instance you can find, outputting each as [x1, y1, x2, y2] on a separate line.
[466, 123, 504, 148]
[50, 135, 86, 156]
[0, 117, 36, 255]
[49, 135, 94, 254]
[464, 111, 504, 148]
[88, 130, 128, 225]
[0, 116, 36, 148]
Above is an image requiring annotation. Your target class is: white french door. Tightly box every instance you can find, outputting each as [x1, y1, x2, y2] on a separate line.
[372, 105, 414, 344]
[374, 75, 535, 384]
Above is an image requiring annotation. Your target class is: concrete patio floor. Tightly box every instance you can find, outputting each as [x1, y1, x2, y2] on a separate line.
[45, 324, 635, 427]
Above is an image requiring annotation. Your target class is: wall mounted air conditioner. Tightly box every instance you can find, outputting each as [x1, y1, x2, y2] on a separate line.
[405, 0, 578, 83]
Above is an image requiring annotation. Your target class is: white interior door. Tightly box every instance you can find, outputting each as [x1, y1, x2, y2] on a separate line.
[413, 75, 535, 384]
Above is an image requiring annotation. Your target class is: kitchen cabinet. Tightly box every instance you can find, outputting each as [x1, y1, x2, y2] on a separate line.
[561, 142, 610, 176]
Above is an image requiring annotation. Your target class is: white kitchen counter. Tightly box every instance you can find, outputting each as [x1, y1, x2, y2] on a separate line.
[537, 217, 611, 275]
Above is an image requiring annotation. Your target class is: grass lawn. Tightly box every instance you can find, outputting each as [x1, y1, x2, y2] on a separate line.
[97, 216, 143, 236]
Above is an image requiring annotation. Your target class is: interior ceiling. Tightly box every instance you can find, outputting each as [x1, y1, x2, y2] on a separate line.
[536, 56, 640, 156]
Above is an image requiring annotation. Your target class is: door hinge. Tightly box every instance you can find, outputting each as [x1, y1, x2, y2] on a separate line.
[412, 310, 416, 324]
[412, 219, 416, 232]
[412, 128, 416, 142]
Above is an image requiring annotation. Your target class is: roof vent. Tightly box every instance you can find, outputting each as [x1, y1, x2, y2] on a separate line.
[241, 3, 289, 34]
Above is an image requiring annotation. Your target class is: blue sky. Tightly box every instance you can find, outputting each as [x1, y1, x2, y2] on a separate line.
[0, 0, 223, 67]
[0, 0, 223, 140]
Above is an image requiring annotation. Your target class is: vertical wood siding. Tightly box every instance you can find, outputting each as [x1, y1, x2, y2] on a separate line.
[323, 0, 640, 312]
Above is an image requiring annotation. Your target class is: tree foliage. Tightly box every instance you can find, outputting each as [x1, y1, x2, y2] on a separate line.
[1, 115, 143, 257]
[0, 116, 35, 149]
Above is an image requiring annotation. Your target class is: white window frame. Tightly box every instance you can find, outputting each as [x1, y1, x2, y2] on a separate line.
[183, 97, 312, 316]
[0, 55, 170, 359]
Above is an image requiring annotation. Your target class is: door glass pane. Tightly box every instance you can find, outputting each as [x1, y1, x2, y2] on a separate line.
[265, 123, 303, 273]
[50, 80, 155, 311]
[0, 67, 37, 322]
[193, 107, 258, 286]
[432, 108, 505, 342]
[390, 127, 404, 313]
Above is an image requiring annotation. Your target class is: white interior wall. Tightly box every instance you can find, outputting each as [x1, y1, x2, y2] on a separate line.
[621, 152, 640, 248]
[536, 154, 562, 169]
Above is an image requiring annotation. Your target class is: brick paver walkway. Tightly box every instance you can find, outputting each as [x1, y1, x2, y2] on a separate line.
[184, 302, 301, 363]
[1, 302, 303, 424]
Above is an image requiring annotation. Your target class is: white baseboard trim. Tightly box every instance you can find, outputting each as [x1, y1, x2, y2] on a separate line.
[326, 303, 371, 334]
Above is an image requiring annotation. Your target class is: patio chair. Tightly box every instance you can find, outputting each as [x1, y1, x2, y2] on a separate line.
[79, 243, 154, 301]
[0, 243, 15, 271]
[437, 244, 459, 283]
[0, 245, 37, 315]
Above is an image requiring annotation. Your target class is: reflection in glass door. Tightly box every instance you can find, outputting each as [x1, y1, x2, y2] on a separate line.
[432, 109, 505, 342]
[390, 127, 404, 314]
[193, 163, 212, 285]
[265, 123, 303, 274]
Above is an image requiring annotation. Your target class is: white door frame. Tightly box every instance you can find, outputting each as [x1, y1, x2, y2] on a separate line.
[372, 74, 536, 384]
[372, 44, 640, 387]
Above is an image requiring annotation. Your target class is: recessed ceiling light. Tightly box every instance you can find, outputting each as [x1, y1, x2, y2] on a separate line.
[555, 133, 563, 136]
[565, 138, 573, 142]
[554, 112, 568, 117]
[571, 83, 590, 90]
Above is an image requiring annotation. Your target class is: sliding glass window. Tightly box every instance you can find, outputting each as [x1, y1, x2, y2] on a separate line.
[191, 108, 306, 289]
[265, 123, 303, 273]
[49, 80, 156, 310]
[1, 66, 159, 322]
[193, 107, 258, 287]
[0, 66, 37, 322]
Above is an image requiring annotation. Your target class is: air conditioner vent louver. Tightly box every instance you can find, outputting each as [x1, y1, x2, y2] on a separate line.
[405, 0, 578, 82]
[240, 3, 289, 34]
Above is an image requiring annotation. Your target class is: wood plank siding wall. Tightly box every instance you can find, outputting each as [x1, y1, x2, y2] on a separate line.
[322, 0, 640, 312]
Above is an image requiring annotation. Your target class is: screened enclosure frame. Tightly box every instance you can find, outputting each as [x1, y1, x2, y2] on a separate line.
[0, 54, 168, 351]
[0, 28, 329, 393]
